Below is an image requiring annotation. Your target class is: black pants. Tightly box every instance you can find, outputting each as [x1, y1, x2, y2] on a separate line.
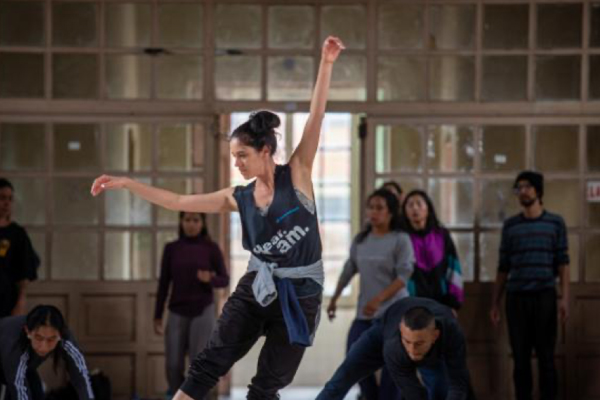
[181, 272, 322, 400]
[506, 289, 557, 400]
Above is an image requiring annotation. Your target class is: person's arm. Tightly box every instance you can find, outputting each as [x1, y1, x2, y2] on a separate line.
[91, 177, 238, 214]
[490, 224, 510, 327]
[443, 230, 464, 312]
[154, 244, 173, 335]
[11, 279, 28, 316]
[289, 37, 344, 178]
[556, 217, 570, 323]
[2, 349, 33, 400]
[61, 337, 95, 400]
[443, 327, 472, 400]
[362, 279, 406, 318]
[209, 243, 230, 288]
[327, 241, 358, 320]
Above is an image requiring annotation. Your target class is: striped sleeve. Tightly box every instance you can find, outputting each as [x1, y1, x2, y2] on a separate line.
[62, 339, 95, 399]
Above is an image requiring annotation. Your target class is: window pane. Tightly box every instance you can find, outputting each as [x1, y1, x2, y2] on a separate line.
[268, 6, 314, 49]
[585, 234, 600, 282]
[427, 125, 474, 172]
[314, 184, 350, 222]
[267, 56, 313, 101]
[545, 180, 580, 227]
[482, 56, 527, 101]
[428, 179, 474, 226]
[483, 4, 529, 50]
[0, 53, 44, 98]
[480, 179, 521, 227]
[215, 5, 261, 49]
[53, 124, 100, 171]
[591, 3, 600, 47]
[480, 126, 525, 172]
[52, 54, 98, 99]
[429, 56, 474, 101]
[105, 123, 152, 171]
[533, 125, 579, 172]
[105, 3, 151, 48]
[451, 232, 474, 282]
[535, 56, 581, 100]
[105, 178, 151, 226]
[157, 123, 204, 171]
[378, 4, 424, 49]
[0, 123, 45, 170]
[377, 56, 426, 101]
[313, 151, 350, 184]
[105, 231, 152, 280]
[10, 178, 46, 225]
[0, 2, 44, 46]
[52, 231, 98, 280]
[52, 2, 97, 47]
[158, 4, 203, 48]
[215, 56, 261, 101]
[479, 232, 500, 282]
[589, 55, 600, 100]
[156, 55, 202, 100]
[330, 55, 366, 101]
[537, 3, 582, 49]
[320, 222, 351, 259]
[321, 6, 366, 50]
[376, 124, 422, 173]
[28, 231, 46, 280]
[156, 178, 203, 226]
[105, 55, 151, 99]
[53, 178, 99, 225]
[429, 5, 475, 50]
[588, 126, 600, 171]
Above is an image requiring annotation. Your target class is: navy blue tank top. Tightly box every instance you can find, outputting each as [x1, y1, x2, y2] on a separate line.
[233, 164, 322, 268]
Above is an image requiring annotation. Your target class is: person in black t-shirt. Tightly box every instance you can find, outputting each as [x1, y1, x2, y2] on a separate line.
[0, 178, 40, 318]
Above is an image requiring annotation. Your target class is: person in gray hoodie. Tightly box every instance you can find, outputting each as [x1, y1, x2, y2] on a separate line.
[0, 305, 94, 400]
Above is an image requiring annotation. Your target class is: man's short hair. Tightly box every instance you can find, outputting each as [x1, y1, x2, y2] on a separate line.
[0, 178, 14, 191]
[402, 307, 435, 330]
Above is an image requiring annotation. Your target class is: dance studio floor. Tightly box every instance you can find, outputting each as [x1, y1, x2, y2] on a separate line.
[220, 387, 360, 400]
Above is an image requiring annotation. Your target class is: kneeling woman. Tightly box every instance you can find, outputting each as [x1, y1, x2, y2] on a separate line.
[0, 305, 94, 400]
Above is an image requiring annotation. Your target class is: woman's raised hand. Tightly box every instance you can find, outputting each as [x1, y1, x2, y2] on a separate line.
[322, 36, 345, 64]
[90, 175, 131, 196]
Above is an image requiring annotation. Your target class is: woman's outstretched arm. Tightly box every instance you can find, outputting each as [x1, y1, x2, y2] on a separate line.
[91, 175, 238, 213]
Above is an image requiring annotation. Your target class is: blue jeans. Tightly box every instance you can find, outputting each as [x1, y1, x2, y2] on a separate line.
[419, 362, 448, 400]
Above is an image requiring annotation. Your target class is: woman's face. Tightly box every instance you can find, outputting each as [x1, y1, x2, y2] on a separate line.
[366, 196, 392, 229]
[404, 194, 429, 228]
[181, 213, 203, 237]
[230, 138, 270, 180]
[26, 325, 61, 357]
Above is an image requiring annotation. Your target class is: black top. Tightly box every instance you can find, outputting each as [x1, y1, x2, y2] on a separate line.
[0, 223, 40, 317]
[381, 297, 471, 400]
[0, 316, 94, 400]
[233, 164, 322, 267]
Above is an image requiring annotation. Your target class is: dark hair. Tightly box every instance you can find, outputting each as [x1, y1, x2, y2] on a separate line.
[402, 306, 435, 330]
[399, 190, 442, 233]
[20, 305, 68, 371]
[356, 188, 401, 243]
[382, 180, 403, 196]
[230, 111, 280, 156]
[0, 177, 14, 191]
[514, 170, 544, 200]
[178, 211, 210, 240]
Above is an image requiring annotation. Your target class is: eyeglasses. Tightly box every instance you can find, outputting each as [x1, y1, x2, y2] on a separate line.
[513, 183, 533, 194]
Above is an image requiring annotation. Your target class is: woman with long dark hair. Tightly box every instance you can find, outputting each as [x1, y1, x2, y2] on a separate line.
[327, 188, 414, 400]
[0, 305, 94, 400]
[154, 212, 229, 400]
[91, 36, 344, 400]
[399, 189, 465, 400]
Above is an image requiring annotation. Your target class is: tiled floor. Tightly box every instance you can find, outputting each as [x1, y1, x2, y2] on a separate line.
[219, 386, 359, 400]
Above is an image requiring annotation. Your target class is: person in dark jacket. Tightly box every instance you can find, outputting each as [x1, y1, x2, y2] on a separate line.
[316, 297, 475, 400]
[154, 211, 229, 399]
[0, 305, 94, 400]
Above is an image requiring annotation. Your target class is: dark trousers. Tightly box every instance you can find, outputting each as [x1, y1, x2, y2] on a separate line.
[506, 289, 558, 400]
[181, 272, 322, 400]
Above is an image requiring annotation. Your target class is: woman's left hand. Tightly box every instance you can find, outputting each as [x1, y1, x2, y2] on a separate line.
[322, 36, 345, 64]
[362, 298, 381, 318]
[197, 270, 215, 283]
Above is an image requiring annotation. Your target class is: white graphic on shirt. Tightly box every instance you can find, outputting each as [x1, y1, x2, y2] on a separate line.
[253, 226, 310, 255]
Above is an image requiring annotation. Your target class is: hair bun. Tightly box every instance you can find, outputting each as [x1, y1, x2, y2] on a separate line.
[249, 111, 280, 134]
